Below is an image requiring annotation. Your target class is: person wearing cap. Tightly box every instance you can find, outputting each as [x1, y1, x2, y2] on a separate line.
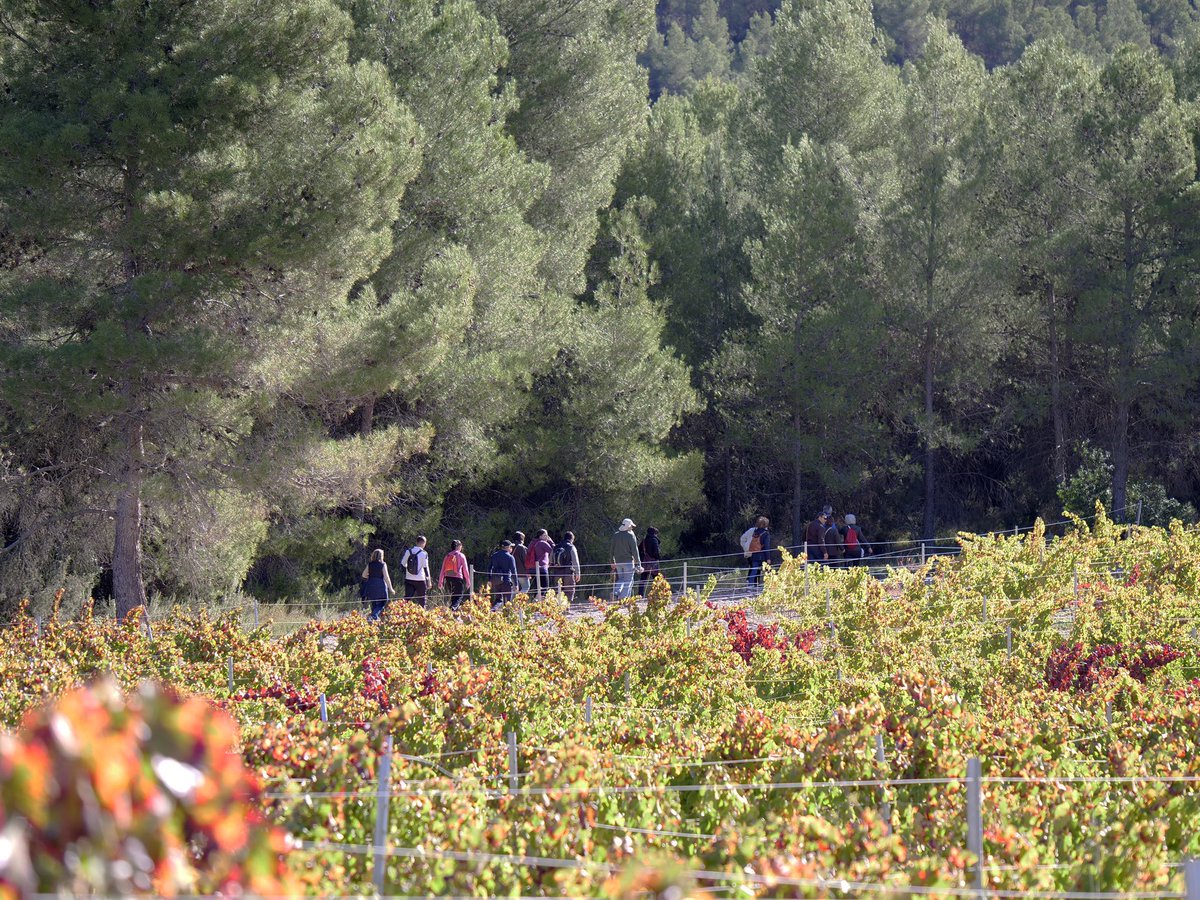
[487, 540, 518, 611]
[609, 517, 642, 600]
[805, 507, 832, 563]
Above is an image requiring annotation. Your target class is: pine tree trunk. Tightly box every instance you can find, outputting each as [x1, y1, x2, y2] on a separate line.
[922, 268, 936, 543]
[1047, 280, 1067, 484]
[1111, 207, 1136, 522]
[113, 420, 147, 619]
[792, 409, 804, 546]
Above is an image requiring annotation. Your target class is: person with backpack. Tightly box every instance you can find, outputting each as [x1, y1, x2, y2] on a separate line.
[747, 516, 771, 592]
[843, 514, 869, 566]
[526, 529, 554, 598]
[438, 539, 471, 611]
[609, 517, 642, 601]
[551, 531, 581, 605]
[487, 540, 518, 611]
[399, 536, 432, 607]
[638, 526, 662, 597]
[360, 548, 395, 621]
[824, 515, 845, 567]
[804, 508, 831, 563]
[511, 531, 530, 596]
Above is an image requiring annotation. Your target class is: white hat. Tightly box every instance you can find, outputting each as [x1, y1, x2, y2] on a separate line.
[619, 517, 636, 531]
[845, 514, 857, 525]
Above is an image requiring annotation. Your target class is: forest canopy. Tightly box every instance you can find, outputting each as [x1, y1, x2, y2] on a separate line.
[1, 0, 1198, 614]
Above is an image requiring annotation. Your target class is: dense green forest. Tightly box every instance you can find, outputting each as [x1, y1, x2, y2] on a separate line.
[1, 0, 1199, 614]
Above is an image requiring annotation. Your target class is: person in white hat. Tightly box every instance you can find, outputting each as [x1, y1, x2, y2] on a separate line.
[843, 513, 868, 565]
[609, 517, 642, 600]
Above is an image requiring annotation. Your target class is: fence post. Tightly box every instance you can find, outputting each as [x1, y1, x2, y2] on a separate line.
[920, 542, 926, 568]
[1006, 625, 1012, 661]
[1184, 859, 1200, 900]
[507, 730, 519, 796]
[1073, 564, 1079, 597]
[426, 661, 434, 676]
[982, 596, 987, 623]
[682, 561, 688, 596]
[227, 657, 234, 694]
[144, 609, 154, 642]
[875, 734, 891, 828]
[372, 734, 393, 894]
[967, 757, 983, 892]
[624, 671, 631, 699]
[803, 544, 809, 597]
[584, 695, 593, 725]
[1105, 701, 1113, 727]
[469, 565, 476, 596]
[252, 596, 259, 628]
[319, 693, 328, 724]
[1136, 499, 1143, 527]
[34, 616, 40, 645]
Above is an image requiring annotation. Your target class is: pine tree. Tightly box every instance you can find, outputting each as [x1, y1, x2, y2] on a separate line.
[0, 0, 419, 615]
[1074, 47, 1199, 519]
[880, 21, 994, 540]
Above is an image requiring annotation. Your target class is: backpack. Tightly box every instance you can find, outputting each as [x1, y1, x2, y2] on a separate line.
[845, 526, 859, 551]
[739, 527, 756, 558]
[405, 547, 422, 577]
[747, 531, 763, 555]
[552, 542, 572, 570]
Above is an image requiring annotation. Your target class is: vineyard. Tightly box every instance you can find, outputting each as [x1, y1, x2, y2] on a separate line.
[3, 510, 1200, 897]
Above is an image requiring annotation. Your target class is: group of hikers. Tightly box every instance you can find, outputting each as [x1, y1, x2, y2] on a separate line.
[359, 517, 663, 620]
[359, 507, 870, 620]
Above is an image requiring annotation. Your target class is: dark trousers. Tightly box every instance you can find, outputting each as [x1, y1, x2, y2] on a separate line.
[638, 561, 660, 597]
[532, 564, 550, 597]
[490, 578, 513, 610]
[369, 598, 389, 620]
[748, 551, 768, 591]
[444, 576, 467, 610]
[404, 579, 427, 608]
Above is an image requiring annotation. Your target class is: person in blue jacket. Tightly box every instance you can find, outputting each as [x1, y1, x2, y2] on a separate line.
[486, 540, 518, 611]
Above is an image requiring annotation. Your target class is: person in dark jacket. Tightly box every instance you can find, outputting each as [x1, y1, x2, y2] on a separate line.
[487, 541, 518, 611]
[804, 507, 832, 563]
[824, 514, 845, 566]
[842, 514, 870, 566]
[511, 532, 530, 595]
[551, 532, 582, 605]
[638, 526, 662, 597]
[747, 516, 771, 592]
[360, 548, 395, 621]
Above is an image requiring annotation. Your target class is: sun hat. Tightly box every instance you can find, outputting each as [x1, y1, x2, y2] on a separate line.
[619, 517, 636, 531]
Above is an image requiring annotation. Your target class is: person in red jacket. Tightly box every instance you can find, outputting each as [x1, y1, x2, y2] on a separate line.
[526, 529, 554, 598]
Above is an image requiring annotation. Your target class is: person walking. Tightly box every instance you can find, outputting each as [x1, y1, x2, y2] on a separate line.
[527, 528, 554, 598]
[747, 516, 771, 592]
[824, 514, 845, 567]
[511, 531, 530, 596]
[551, 531, 581, 605]
[360, 548, 395, 621]
[805, 507, 832, 563]
[487, 540, 518, 611]
[438, 539, 471, 611]
[609, 518, 642, 601]
[399, 537, 432, 607]
[638, 526, 662, 597]
[843, 514, 870, 566]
